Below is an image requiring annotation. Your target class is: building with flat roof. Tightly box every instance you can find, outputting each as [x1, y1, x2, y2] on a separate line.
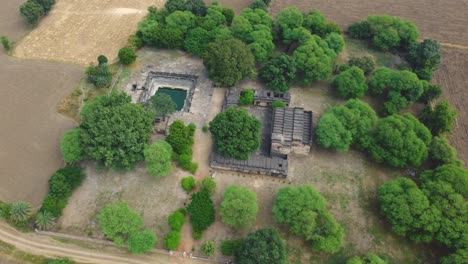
[253, 89, 291, 107]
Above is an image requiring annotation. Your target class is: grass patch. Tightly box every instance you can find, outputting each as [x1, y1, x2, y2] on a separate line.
[344, 38, 404, 69]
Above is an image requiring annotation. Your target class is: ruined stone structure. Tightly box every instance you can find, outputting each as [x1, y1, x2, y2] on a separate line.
[271, 107, 313, 157]
[253, 89, 290, 107]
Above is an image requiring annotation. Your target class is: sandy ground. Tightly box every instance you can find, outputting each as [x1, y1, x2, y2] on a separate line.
[14, 0, 164, 65]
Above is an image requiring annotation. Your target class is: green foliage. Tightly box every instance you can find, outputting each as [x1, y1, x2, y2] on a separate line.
[165, 0, 186, 13]
[147, 93, 177, 118]
[202, 124, 209, 132]
[85, 63, 113, 88]
[221, 185, 258, 229]
[333, 66, 367, 99]
[259, 54, 297, 93]
[325, 32, 345, 54]
[10, 201, 32, 224]
[429, 136, 463, 167]
[33, 0, 56, 13]
[118, 47, 137, 65]
[209, 107, 261, 159]
[441, 248, 468, 264]
[186, 191, 215, 233]
[420, 83, 442, 103]
[1, 36, 10, 51]
[203, 38, 255, 87]
[166, 120, 194, 155]
[35, 210, 54, 230]
[272, 100, 286, 108]
[379, 177, 440, 242]
[348, 21, 372, 39]
[273, 185, 344, 253]
[201, 7, 227, 30]
[40, 195, 66, 217]
[166, 11, 197, 34]
[221, 7, 234, 24]
[420, 100, 457, 136]
[199, 177, 216, 195]
[168, 209, 186, 231]
[235, 228, 287, 264]
[164, 230, 181, 250]
[407, 39, 441, 80]
[80, 92, 154, 169]
[43, 258, 75, 264]
[201, 240, 215, 256]
[316, 99, 377, 152]
[97, 55, 108, 65]
[60, 128, 83, 163]
[181, 176, 196, 193]
[144, 140, 173, 177]
[185, 0, 207, 16]
[347, 254, 387, 264]
[184, 27, 211, 56]
[128, 230, 157, 254]
[367, 114, 431, 167]
[20, 0, 45, 25]
[273, 7, 303, 45]
[348, 56, 376, 75]
[221, 239, 242, 256]
[238, 89, 254, 105]
[250, 0, 267, 11]
[0, 202, 11, 218]
[178, 154, 198, 174]
[98, 202, 144, 244]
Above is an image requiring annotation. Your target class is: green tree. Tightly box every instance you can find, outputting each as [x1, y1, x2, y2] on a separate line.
[60, 128, 83, 163]
[181, 176, 196, 193]
[429, 136, 463, 167]
[316, 113, 352, 152]
[220, 185, 258, 229]
[1, 36, 10, 51]
[259, 54, 296, 93]
[201, 240, 215, 256]
[184, 27, 211, 56]
[273, 185, 344, 253]
[333, 66, 367, 99]
[20, 0, 45, 26]
[98, 202, 144, 245]
[407, 39, 441, 80]
[293, 37, 335, 84]
[325, 32, 345, 54]
[165, 0, 186, 13]
[367, 114, 431, 167]
[168, 209, 186, 231]
[372, 28, 400, 51]
[203, 38, 255, 87]
[201, 7, 227, 30]
[9, 201, 32, 224]
[166, 120, 193, 155]
[185, 0, 207, 16]
[348, 20, 372, 39]
[35, 210, 54, 230]
[166, 11, 196, 34]
[348, 56, 376, 75]
[80, 92, 154, 169]
[347, 254, 387, 264]
[273, 7, 303, 45]
[235, 228, 287, 264]
[33, 0, 56, 13]
[303, 10, 326, 36]
[147, 94, 177, 120]
[379, 178, 440, 242]
[128, 230, 157, 254]
[272, 100, 286, 108]
[144, 140, 173, 177]
[250, 0, 267, 11]
[420, 83, 442, 103]
[43, 258, 75, 264]
[164, 230, 181, 250]
[221, 8, 234, 25]
[118, 47, 137, 65]
[85, 63, 112, 88]
[420, 165, 468, 248]
[97, 55, 108, 65]
[421, 100, 457, 136]
[441, 248, 468, 264]
[238, 89, 254, 105]
[209, 107, 261, 159]
[199, 177, 216, 195]
[186, 191, 215, 233]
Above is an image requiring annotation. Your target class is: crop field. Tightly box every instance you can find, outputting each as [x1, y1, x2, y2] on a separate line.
[14, 0, 162, 65]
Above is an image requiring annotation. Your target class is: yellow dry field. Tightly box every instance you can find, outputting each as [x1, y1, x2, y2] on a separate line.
[14, 0, 163, 65]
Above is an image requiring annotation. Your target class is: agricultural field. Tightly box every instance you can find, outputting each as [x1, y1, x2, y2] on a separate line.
[14, 0, 162, 65]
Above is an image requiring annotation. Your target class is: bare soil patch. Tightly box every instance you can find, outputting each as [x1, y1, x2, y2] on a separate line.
[14, 0, 163, 65]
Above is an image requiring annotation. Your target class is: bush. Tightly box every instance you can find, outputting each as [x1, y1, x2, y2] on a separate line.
[1, 36, 10, 51]
[333, 66, 367, 99]
[238, 89, 254, 105]
[10, 201, 32, 224]
[164, 230, 181, 250]
[181, 176, 196, 193]
[429, 136, 463, 167]
[221, 185, 258, 229]
[420, 83, 442, 103]
[20, 0, 45, 26]
[97, 55, 108, 65]
[201, 240, 215, 256]
[199, 177, 216, 195]
[35, 211, 54, 230]
[192, 231, 202, 240]
[168, 209, 186, 231]
[420, 100, 457, 136]
[40, 195, 67, 217]
[144, 140, 173, 177]
[43, 258, 75, 264]
[272, 100, 286, 108]
[221, 240, 242, 256]
[178, 154, 198, 174]
[348, 56, 375, 75]
[250, 0, 268, 11]
[118, 47, 137, 65]
[187, 191, 215, 233]
[166, 120, 194, 155]
[60, 128, 83, 163]
[0, 202, 11, 218]
[85, 63, 112, 88]
[128, 230, 157, 254]
[98, 202, 144, 245]
[202, 125, 209, 132]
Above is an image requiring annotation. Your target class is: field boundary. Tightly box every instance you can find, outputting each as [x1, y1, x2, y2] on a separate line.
[34, 229, 232, 263]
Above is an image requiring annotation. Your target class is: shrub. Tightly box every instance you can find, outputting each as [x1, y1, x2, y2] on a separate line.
[144, 140, 173, 177]
[348, 56, 375, 75]
[40, 195, 66, 217]
[192, 231, 202, 240]
[187, 191, 215, 233]
[97, 55, 108, 65]
[407, 39, 441, 81]
[181, 176, 196, 193]
[238, 89, 254, 106]
[1, 36, 10, 51]
[220, 185, 258, 229]
[420, 83, 442, 103]
[201, 240, 215, 256]
[199, 177, 216, 195]
[43, 258, 75, 264]
[128, 230, 157, 254]
[0, 202, 11, 218]
[221, 240, 242, 256]
[168, 209, 186, 231]
[164, 230, 181, 250]
[333, 66, 367, 99]
[271, 100, 286, 108]
[85, 63, 112, 88]
[60, 128, 83, 163]
[202, 125, 209, 132]
[118, 47, 137, 65]
[166, 120, 194, 155]
[178, 154, 198, 174]
[221, 8, 235, 24]
[10, 201, 32, 224]
[250, 0, 268, 11]
[35, 210, 54, 230]
[20, 0, 45, 26]
[98, 202, 144, 245]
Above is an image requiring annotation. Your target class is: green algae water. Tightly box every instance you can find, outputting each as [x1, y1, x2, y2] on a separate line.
[156, 87, 187, 111]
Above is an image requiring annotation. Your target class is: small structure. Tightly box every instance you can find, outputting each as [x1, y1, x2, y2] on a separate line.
[223, 87, 240, 110]
[253, 89, 290, 107]
[271, 107, 313, 157]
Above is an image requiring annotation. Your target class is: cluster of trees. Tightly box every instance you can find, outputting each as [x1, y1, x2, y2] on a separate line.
[20, 0, 56, 25]
[166, 120, 198, 173]
[273, 185, 344, 253]
[379, 165, 467, 259]
[164, 208, 186, 250]
[250, 0, 271, 12]
[98, 202, 157, 253]
[209, 107, 261, 159]
[146, 93, 177, 120]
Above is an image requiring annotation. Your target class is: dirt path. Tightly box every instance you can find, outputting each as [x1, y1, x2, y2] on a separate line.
[0, 222, 205, 264]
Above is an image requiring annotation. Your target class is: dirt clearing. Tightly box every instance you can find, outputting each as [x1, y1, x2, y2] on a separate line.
[14, 0, 162, 65]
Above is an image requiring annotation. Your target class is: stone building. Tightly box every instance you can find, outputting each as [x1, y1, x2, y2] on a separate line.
[253, 89, 290, 107]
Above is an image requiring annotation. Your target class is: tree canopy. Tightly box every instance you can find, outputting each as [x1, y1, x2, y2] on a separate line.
[60, 128, 83, 163]
[220, 185, 258, 229]
[259, 54, 297, 93]
[98, 202, 144, 245]
[128, 230, 157, 254]
[20, 0, 45, 25]
[186, 191, 215, 234]
[407, 39, 441, 80]
[80, 92, 154, 169]
[118, 47, 137, 65]
[273, 185, 344, 253]
[209, 107, 261, 159]
[144, 140, 173, 177]
[429, 136, 463, 167]
[333, 66, 367, 99]
[147, 93, 177, 118]
[420, 100, 457, 136]
[235, 228, 287, 264]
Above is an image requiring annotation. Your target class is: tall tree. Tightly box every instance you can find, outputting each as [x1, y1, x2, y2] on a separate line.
[9, 201, 32, 224]
[420, 100, 457, 136]
[333, 66, 367, 99]
[19, 0, 45, 25]
[235, 228, 287, 264]
[407, 39, 441, 80]
[259, 54, 297, 93]
[147, 94, 177, 120]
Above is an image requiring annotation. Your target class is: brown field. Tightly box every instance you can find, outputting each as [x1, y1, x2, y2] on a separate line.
[14, 0, 163, 65]
[0, 1, 83, 206]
